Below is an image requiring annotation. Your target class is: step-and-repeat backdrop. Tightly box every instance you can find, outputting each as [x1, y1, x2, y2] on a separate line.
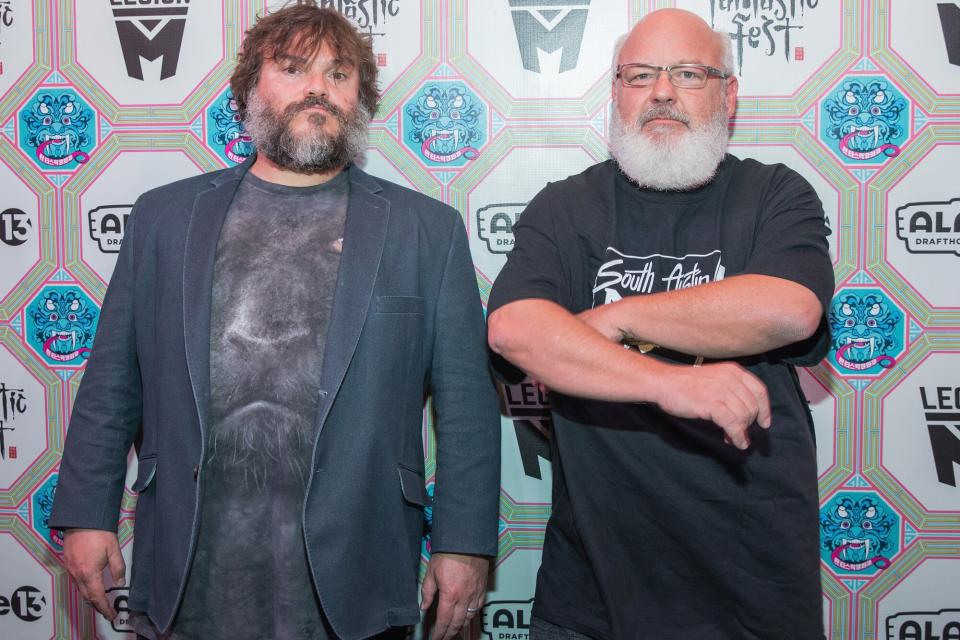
[0, 1, 958, 638]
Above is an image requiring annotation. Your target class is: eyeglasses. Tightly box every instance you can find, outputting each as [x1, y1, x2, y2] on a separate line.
[616, 63, 730, 89]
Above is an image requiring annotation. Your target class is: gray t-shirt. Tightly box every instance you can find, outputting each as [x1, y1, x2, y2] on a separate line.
[171, 170, 348, 640]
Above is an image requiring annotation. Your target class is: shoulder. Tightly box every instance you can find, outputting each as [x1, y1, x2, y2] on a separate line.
[137, 165, 238, 209]
[725, 154, 813, 191]
[353, 166, 462, 231]
[537, 159, 616, 199]
[519, 160, 615, 227]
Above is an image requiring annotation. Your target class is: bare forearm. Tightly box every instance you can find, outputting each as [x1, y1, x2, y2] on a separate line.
[588, 274, 823, 358]
[488, 299, 667, 402]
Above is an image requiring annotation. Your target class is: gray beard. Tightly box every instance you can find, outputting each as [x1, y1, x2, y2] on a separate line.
[244, 89, 370, 173]
[608, 103, 730, 191]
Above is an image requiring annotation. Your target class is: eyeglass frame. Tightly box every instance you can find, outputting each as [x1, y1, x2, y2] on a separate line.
[615, 63, 730, 89]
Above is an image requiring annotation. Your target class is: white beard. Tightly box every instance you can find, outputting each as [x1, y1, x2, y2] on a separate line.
[608, 102, 730, 191]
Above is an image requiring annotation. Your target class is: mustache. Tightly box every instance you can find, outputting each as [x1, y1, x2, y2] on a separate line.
[638, 105, 690, 126]
[281, 95, 346, 121]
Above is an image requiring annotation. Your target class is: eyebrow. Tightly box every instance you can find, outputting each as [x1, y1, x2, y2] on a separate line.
[272, 52, 353, 69]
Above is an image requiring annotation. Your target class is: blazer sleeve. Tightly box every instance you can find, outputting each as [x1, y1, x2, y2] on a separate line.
[49, 200, 145, 532]
[427, 213, 501, 557]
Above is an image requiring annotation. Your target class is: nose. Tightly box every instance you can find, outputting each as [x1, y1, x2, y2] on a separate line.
[649, 69, 677, 103]
[304, 71, 329, 98]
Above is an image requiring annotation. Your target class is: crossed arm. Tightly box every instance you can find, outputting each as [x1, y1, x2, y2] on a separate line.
[488, 273, 823, 449]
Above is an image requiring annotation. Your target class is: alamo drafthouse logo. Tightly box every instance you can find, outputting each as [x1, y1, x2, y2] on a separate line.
[887, 609, 960, 640]
[0, 208, 31, 247]
[919, 386, 960, 488]
[89, 205, 132, 253]
[896, 198, 960, 256]
[819, 492, 899, 576]
[110, 0, 190, 81]
[0, 381, 26, 461]
[708, 0, 821, 75]
[509, 0, 590, 74]
[0, 585, 46, 622]
[478, 203, 523, 254]
[482, 598, 533, 640]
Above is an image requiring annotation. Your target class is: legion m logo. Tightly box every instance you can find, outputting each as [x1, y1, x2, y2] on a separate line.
[509, 0, 591, 74]
[819, 492, 899, 576]
[940, 3, 960, 66]
[919, 386, 960, 488]
[111, 0, 191, 81]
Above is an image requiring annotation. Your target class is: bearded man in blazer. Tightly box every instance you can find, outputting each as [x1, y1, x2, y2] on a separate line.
[49, 4, 500, 639]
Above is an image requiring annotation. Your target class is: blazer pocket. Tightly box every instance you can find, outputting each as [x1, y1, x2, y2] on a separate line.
[375, 295, 426, 315]
[131, 456, 157, 493]
[397, 464, 429, 506]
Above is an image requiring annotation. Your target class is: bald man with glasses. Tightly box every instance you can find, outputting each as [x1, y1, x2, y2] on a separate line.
[488, 9, 832, 640]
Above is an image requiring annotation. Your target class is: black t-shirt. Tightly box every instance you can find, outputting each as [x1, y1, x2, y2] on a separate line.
[489, 157, 833, 639]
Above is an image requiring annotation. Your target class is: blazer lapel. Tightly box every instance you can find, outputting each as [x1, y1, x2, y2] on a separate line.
[315, 166, 389, 430]
[182, 161, 251, 439]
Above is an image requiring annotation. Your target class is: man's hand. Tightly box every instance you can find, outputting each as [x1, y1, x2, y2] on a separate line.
[62, 528, 125, 620]
[655, 362, 771, 450]
[420, 552, 489, 640]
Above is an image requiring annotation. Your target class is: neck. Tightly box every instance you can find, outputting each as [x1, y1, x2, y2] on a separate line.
[249, 153, 345, 187]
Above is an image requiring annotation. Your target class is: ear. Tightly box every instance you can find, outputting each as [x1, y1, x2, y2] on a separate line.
[725, 75, 739, 119]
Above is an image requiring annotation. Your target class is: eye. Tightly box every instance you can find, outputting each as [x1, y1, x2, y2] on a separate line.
[330, 71, 348, 82]
[429, 110, 439, 120]
[233, 114, 241, 122]
[844, 318, 855, 327]
[43, 117, 53, 125]
[49, 313, 59, 322]
[840, 520, 851, 529]
[847, 106, 860, 116]
[862, 521, 873, 530]
[450, 110, 461, 120]
[62, 117, 72, 125]
[866, 318, 877, 327]
[870, 106, 881, 116]
[283, 65, 302, 75]
[68, 313, 78, 322]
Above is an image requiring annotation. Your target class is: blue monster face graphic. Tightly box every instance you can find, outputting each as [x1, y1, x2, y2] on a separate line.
[207, 89, 253, 164]
[28, 289, 98, 365]
[405, 83, 484, 166]
[829, 290, 902, 373]
[32, 475, 63, 551]
[820, 494, 897, 574]
[822, 78, 907, 162]
[20, 91, 94, 168]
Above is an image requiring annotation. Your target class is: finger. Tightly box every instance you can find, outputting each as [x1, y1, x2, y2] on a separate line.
[712, 403, 749, 450]
[78, 572, 115, 619]
[735, 368, 771, 428]
[431, 593, 455, 640]
[107, 544, 126, 588]
[420, 570, 437, 612]
[439, 602, 467, 640]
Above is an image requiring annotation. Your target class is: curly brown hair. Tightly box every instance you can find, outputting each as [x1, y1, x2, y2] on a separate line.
[230, 1, 379, 120]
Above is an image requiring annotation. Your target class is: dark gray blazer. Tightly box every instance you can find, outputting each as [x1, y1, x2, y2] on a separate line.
[49, 158, 501, 639]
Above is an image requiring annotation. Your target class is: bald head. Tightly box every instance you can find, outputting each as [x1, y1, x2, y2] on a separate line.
[615, 9, 733, 75]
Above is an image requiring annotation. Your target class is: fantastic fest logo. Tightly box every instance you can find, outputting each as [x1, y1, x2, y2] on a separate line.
[0, 381, 26, 461]
[0, 1, 12, 46]
[708, 0, 822, 75]
[896, 198, 960, 256]
[820, 76, 909, 165]
[828, 288, 904, 375]
[321, 0, 400, 38]
[18, 88, 98, 171]
[819, 492, 900, 576]
[206, 88, 253, 165]
[24, 286, 99, 368]
[403, 82, 486, 167]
